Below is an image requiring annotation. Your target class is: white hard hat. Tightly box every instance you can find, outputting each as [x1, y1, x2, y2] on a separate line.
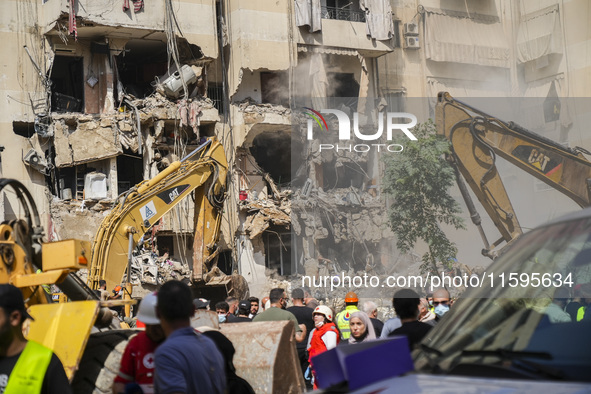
[313, 305, 333, 322]
[137, 292, 160, 325]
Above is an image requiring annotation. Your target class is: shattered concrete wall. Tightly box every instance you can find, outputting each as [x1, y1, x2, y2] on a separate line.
[49, 92, 219, 166]
[223, 2, 393, 293]
[284, 103, 415, 290]
[226, 0, 293, 98]
[1, 0, 56, 229]
[53, 116, 121, 167]
[233, 136, 293, 289]
[232, 100, 292, 149]
[48, 199, 110, 242]
[41, 0, 218, 59]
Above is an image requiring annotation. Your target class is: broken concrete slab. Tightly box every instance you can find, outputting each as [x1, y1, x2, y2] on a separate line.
[53, 118, 122, 167]
[49, 199, 108, 242]
[240, 197, 291, 239]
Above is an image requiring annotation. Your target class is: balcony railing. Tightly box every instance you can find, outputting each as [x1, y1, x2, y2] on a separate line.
[321, 6, 366, 23]
[207, 84, 224, 114]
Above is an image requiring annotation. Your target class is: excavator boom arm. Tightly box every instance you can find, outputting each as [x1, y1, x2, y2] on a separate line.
[436, 92, 591, 257]
[88, 138, 228, 291]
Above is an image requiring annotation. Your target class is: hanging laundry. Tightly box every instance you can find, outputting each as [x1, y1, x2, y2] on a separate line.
[133, 0, 144, 12]
[68, 0, 78, 41]
[359, 0, 395, 41]
[295, 0, 322, 33]
[178, 99, 202, 137]
[123, 0, 144, 13]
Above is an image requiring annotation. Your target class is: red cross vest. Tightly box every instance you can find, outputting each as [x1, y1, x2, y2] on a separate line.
[308, 322, 340, 363]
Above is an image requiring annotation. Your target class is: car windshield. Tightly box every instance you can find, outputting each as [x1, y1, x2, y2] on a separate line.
[414, 213, 591, 381]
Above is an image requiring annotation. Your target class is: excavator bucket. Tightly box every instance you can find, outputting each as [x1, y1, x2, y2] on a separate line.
[27, 301, 99, 379]
[194, 273, 249, 302]
[221, 320, 305, 394]
[191, 309, 219, 328]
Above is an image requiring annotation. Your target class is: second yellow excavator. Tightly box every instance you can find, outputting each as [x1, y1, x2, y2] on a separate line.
[436, 92, 591, 258]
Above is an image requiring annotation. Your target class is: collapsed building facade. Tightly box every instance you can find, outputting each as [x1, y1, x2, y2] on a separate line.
[2, 0, 591, 299]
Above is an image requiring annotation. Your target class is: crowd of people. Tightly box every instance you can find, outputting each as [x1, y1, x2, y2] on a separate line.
[0, 280, 454, 394]
[186, 286, 453, 390]
[3, 274, 591, 393]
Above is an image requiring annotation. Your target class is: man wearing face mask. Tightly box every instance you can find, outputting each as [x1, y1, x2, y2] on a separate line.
[432, 288, 451, 323]
[426, 293, 434, 312]
[215, 301, 230, 324]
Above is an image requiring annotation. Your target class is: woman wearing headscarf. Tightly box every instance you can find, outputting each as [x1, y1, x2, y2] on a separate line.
[345, 311, 376, 345]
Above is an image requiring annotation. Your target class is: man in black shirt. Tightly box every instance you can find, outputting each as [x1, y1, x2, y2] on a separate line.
[225, 297, 239, 321]
[0, 284, 72, 394]
[286, 288, 315, 389]
[233, 301, 253, 323]
[388, 289, 432, 350]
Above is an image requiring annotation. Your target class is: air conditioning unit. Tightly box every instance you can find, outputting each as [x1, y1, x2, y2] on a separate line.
[53, 43, 77, 53]
[405, 36, 420, 49]
[403, 22, 418, 36]
[158, 65, 198, 99]
[23, 149, 49, 174]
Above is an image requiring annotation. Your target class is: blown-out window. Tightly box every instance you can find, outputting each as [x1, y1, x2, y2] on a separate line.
[51, 56, 84, 113]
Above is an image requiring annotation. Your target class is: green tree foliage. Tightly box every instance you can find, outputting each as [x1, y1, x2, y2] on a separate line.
[382, 119, 465, 274]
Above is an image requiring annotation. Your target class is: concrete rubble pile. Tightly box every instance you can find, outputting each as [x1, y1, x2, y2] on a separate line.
[129, 251, 192, 286]
[237, 97, 291, 118]
[292, 187, 387, 244]
[240, 195, 291, 239]
[35, 71, 216, 173]
[240, 168, 292, 239]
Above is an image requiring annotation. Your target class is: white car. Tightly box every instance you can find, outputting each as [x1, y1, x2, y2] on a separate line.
[353, 208, 591, 392]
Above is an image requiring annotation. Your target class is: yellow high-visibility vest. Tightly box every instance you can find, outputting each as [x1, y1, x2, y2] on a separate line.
[577, 306, 587, 322]
[335, 305, 359, 340]
[5, 341, 53, 394]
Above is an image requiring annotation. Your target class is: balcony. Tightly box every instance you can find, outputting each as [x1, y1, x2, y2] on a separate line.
[321, 6, 366, 23]
[296, 7, 393, 56]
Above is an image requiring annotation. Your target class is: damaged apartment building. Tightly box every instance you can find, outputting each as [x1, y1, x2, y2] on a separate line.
[2, 0, 400, 295]
[4, 0, 226, 287]
[4, 0, 590, 296]
[227, 0, 401, 296]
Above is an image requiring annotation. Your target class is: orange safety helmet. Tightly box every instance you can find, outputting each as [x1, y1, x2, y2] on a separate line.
[114, 285, 122, 292]
[345, 291, 358, 303]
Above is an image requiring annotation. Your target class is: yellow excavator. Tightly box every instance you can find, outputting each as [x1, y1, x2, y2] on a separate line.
[436, 92, 591, 258]
[1, 137, 303, 393]
[87, 137, 246, 316]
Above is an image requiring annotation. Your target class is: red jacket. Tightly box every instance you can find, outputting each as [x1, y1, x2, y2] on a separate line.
[308, 322, 340, 363]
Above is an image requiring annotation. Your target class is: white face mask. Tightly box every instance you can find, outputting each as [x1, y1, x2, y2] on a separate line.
[315, 320, 325, 329]
[434, 304, 450, 318]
